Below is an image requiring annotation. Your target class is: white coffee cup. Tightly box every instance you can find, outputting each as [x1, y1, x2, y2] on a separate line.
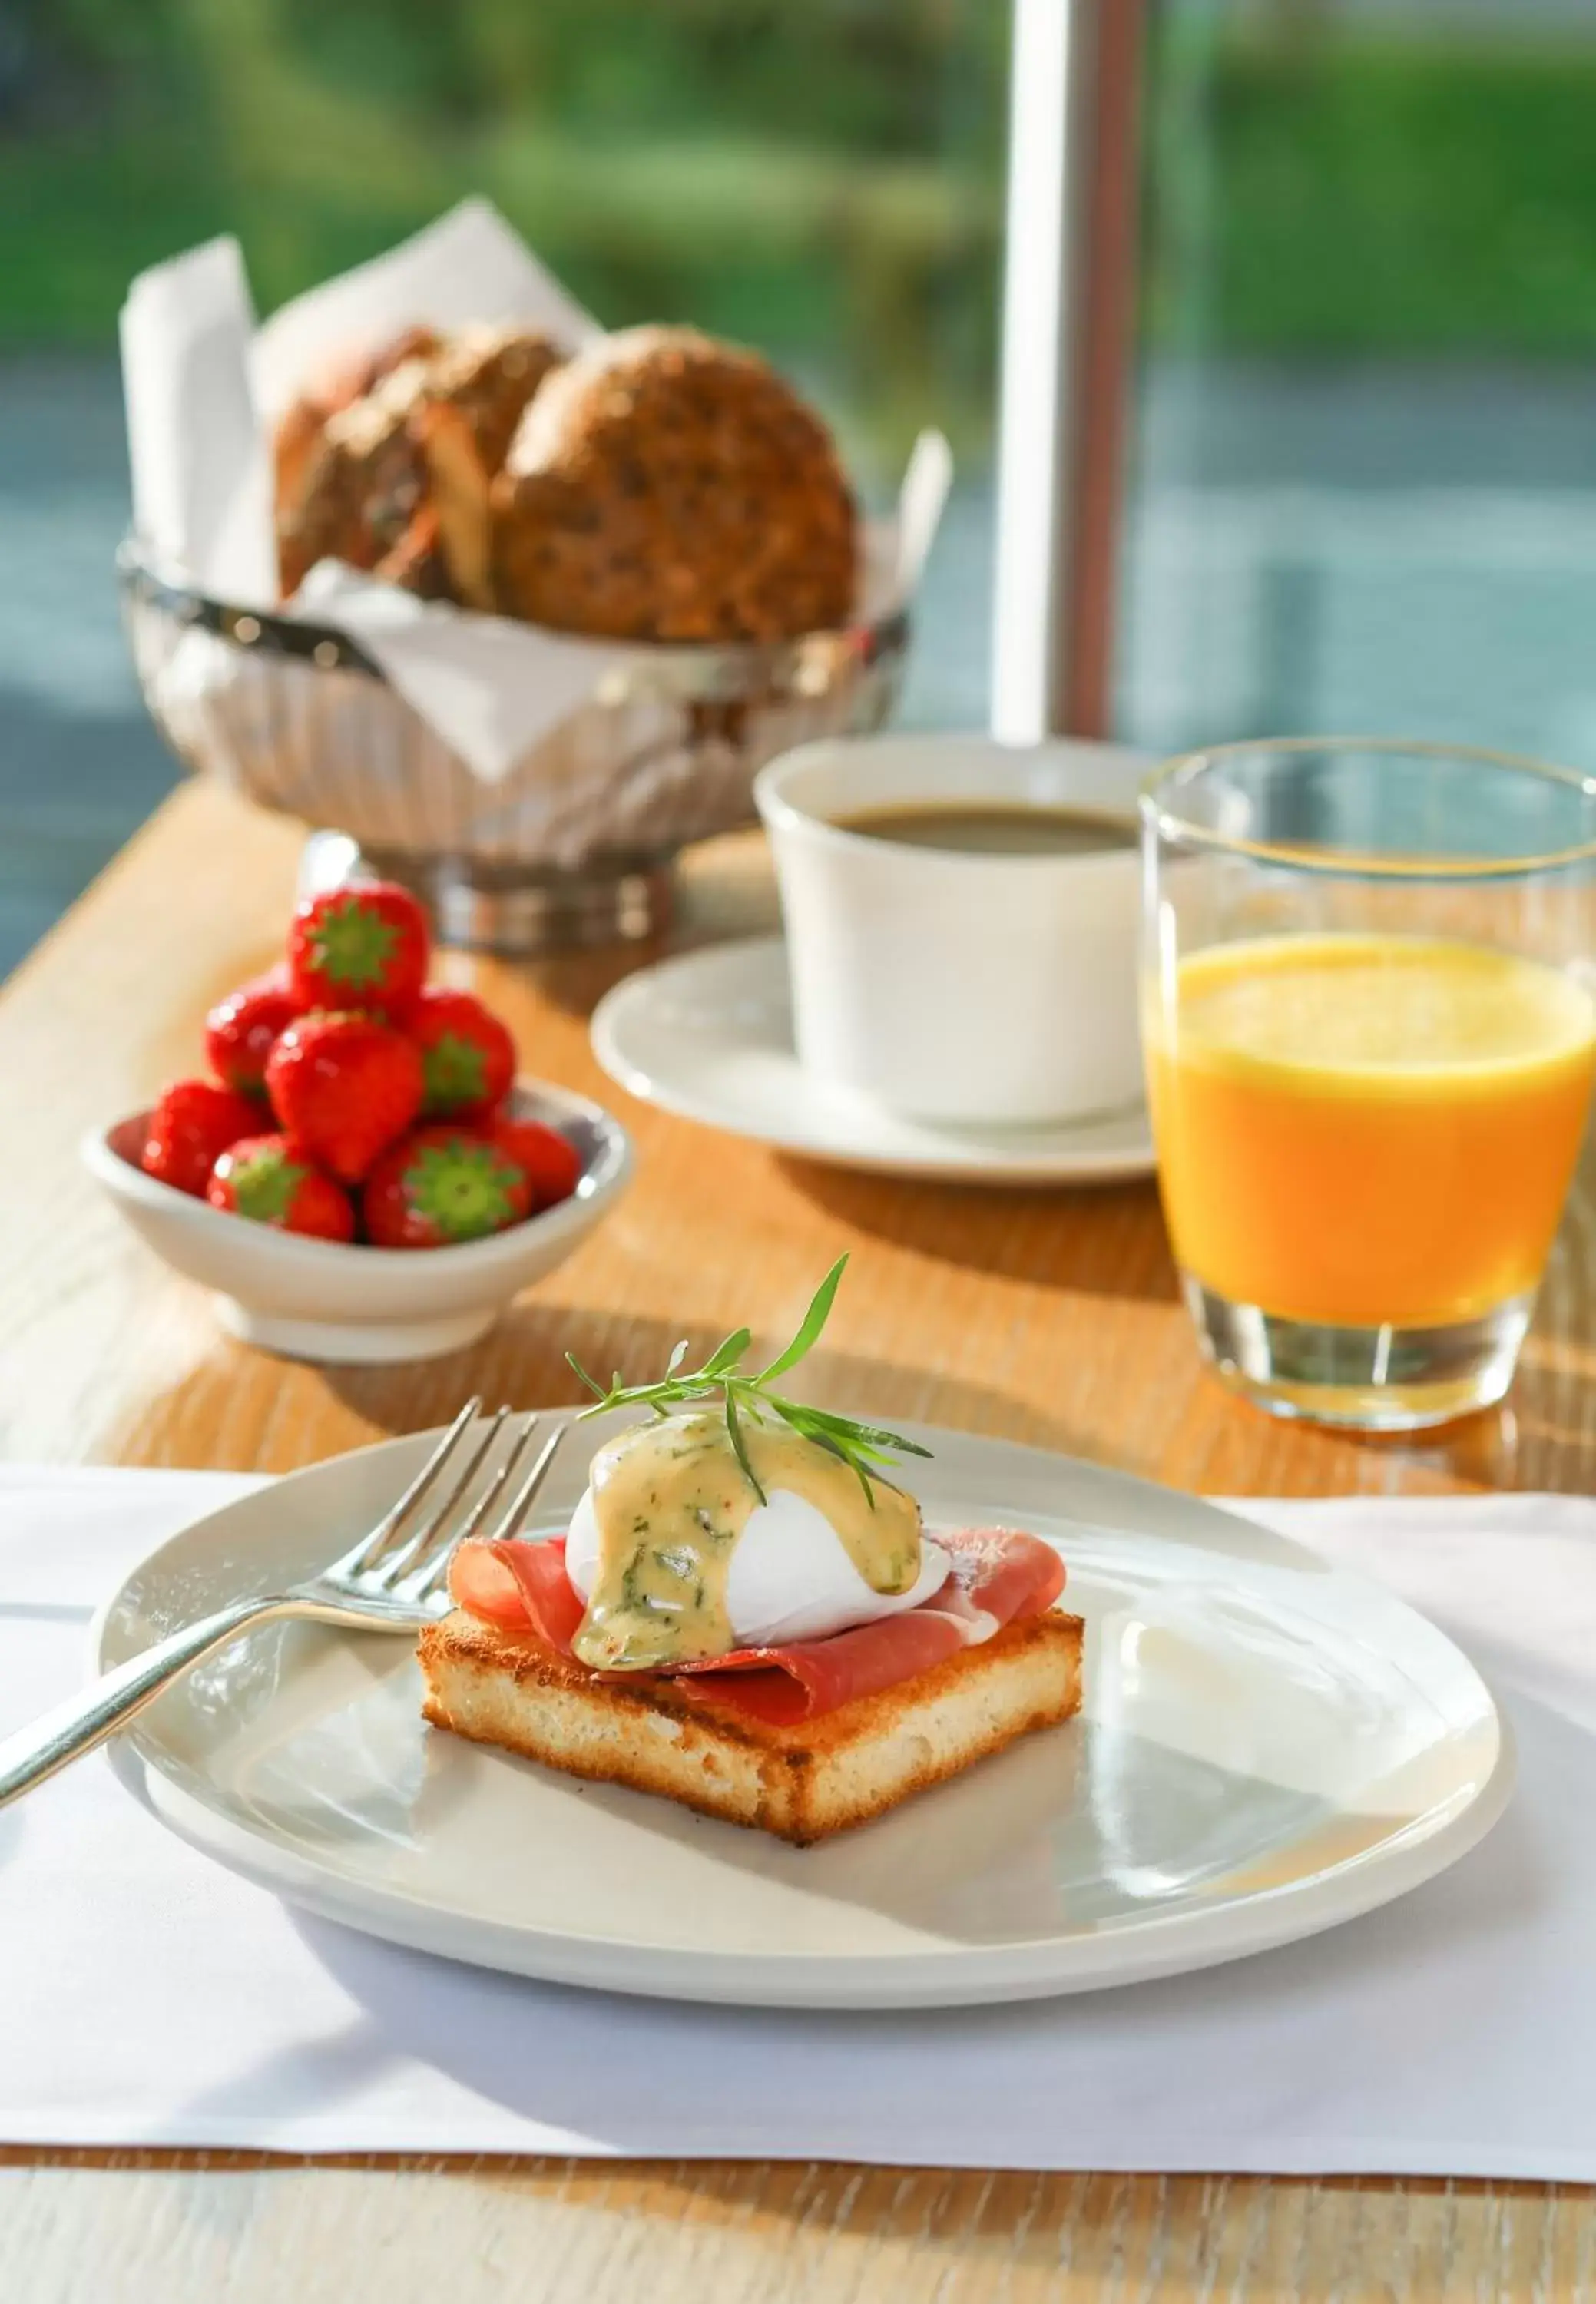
[754, 733, 1149, 1127]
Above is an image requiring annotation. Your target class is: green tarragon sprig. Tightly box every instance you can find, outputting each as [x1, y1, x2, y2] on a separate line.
[566, 1256, 932, 1508]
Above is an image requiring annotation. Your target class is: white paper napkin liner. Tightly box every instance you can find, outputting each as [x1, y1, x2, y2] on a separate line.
[120, 236, 276, 604]
[890, 427, 954, 602]
[249, 196, 603, 422]
[291, 564, 634, 782]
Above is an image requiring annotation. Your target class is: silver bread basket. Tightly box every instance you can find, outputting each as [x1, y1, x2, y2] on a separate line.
[118, 537, 909, 952]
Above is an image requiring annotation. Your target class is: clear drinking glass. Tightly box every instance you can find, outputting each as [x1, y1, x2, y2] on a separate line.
[1141, 740, 1596, 1429]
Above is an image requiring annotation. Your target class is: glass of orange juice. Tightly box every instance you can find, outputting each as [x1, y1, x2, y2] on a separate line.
[1141, 740, 1596, 1428]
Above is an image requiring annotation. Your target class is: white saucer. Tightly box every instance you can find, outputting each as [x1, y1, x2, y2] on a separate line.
[98, 1417, 1509, 2010]
[591, 937, 1155, 1185]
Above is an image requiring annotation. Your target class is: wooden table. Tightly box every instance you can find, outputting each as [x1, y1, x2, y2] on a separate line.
[3, 781, 1592, 2299]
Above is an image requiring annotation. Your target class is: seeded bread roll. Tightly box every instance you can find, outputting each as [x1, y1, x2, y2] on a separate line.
[370, 500, 454, 601]
[425, 323, 565, 477]
[273, 324, 442, 573]
[491, 325, 858, 643]
[276, 357, 435, 595]
[275, 325, 565, 601]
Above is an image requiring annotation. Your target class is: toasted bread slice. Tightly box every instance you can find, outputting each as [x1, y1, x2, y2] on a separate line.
[418, 1607, 1083, 1846]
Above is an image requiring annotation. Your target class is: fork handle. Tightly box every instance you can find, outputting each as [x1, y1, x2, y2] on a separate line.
[0, 1594, 294, 1809]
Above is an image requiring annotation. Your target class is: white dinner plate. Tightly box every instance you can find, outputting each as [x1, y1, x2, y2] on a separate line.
[591, 937, 1154, 1184]
[96, 1418, 1510, 2010]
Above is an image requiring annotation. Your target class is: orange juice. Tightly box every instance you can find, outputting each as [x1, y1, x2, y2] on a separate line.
[1147, 935, 1596, 1329]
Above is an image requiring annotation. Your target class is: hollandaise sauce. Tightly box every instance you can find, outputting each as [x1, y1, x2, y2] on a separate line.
[574, 1412, 922, 1671]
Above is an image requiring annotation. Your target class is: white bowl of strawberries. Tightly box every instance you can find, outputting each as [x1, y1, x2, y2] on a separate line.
[84, 879, 632, 1364]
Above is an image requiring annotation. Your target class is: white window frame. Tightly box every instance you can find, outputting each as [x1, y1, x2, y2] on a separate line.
[992, 0, 1146, 744]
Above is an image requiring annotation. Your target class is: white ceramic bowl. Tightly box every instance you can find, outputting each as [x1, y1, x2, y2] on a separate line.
[754, 733, 1150, 1126]
[83, 1080, 632, 1365]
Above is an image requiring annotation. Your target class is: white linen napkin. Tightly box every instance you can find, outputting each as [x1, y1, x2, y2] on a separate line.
[2, 1465, 1593, 2175]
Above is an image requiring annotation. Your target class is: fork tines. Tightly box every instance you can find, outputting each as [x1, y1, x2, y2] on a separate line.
[332, 1404, 565, 1607]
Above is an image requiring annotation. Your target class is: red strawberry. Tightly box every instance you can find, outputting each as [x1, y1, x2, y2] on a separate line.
[287, 880, 429, 1021]
[265, 1012, 424, 1183]
[207, 1134, 355, 1242]
[204, 965, 303, 1098]
[363, 1125, 533, 1249]
[141, 1080, 263, 1197]
[410, 986, 516, 1118]
[489, 1113, 582, 1210]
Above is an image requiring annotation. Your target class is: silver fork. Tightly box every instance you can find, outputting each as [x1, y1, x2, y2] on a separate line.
[0, 1399, 566, 1809]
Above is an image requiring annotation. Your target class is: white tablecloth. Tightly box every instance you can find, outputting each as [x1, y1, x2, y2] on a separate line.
[2, 1465, 1593, 2175]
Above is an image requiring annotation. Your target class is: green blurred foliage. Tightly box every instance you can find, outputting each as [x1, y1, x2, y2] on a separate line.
[6, 0, 1596, 480]
[1144, 14, 1596, 358]
[0, 0, 1008, 472]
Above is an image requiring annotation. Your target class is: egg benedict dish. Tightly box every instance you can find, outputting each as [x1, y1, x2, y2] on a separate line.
[418, 1260, 1082, 1843]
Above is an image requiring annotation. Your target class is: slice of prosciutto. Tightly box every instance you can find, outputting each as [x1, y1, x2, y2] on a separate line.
[449, 1527, 1064, 1726]
[449, 1533, 586, 1652]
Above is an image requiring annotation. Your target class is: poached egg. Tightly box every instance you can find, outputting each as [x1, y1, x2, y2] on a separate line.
[566, 1482, 952, 1650]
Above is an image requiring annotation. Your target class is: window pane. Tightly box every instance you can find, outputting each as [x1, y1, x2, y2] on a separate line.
[0, 2, 1005, 975]
[1118, 0, 1596, 766]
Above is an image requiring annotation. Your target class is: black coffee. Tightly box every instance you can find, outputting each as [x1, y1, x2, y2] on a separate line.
[833, 802, 1136, 858]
